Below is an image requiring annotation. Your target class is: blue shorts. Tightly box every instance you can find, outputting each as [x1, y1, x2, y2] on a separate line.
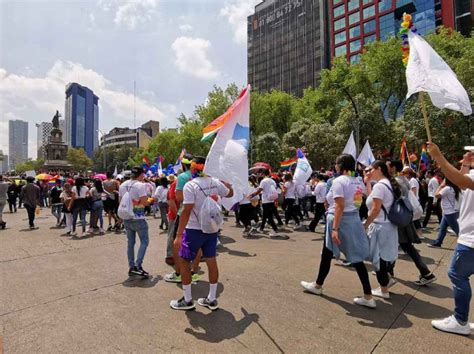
[179, 228, 218, 261]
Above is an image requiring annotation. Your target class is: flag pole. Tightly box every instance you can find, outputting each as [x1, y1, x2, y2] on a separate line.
[419, 92, 432, 142]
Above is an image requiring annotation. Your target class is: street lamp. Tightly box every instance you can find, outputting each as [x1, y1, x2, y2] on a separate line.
[97, 129, 106, 171]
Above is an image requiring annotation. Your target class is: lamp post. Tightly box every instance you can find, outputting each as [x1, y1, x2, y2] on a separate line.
[97, 130, 106, 171]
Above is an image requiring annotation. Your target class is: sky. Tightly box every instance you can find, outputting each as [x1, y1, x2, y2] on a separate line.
[0, 0, 261, 159]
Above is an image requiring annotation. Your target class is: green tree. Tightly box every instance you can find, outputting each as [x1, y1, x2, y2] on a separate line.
[67, 147, 93, 172]
[253, 132, 282, 169]
[93, 145, 139, 172]
[14, 159, 44, 173]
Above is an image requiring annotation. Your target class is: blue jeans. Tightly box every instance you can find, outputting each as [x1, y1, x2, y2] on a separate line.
[434, 212, 459, 245]
[51, 204, 63, 224]
[124, 219, 149, 268]
[448, 244, 474, 324]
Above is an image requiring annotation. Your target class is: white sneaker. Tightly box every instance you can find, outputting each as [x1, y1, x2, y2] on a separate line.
[300, 281, 323, 295]
[388, 277, 397, 288]
[431, 315, 470, 335]
[353, 297, 376, 309]
[371, 288, 390, 299]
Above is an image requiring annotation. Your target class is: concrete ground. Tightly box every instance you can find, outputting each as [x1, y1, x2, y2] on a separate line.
[0, 208, 472, 353]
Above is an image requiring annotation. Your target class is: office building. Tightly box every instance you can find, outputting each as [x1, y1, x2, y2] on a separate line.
[8, 119, 28, 170]
[247, 0, 330, 97]
[65, 83, 99, 158]
[0, 151, 8, 173]
[36, 119, 66, 160]
[100, 120, 160, 150]
[329, 0, 469, 64]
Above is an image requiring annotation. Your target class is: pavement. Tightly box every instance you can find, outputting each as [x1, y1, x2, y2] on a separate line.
[0, 208, 473, 353]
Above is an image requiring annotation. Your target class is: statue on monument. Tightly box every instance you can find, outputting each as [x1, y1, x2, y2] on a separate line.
[52, 110, 61, 129]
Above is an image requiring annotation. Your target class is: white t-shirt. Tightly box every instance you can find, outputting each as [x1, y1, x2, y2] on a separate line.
[428, 177, 440, 197]
[72, 186, 89, 199]
[260, 177, 277, 204]
[304, 183, 313, 197]
[284, 181, 296, 199]
[409, 178, 419, 200]
[119, 180, 148, 219]
[154, 186, 168, 203]
[366, 179, 395, 224]
[240, 185, 258, 205]
[439, 186, 459, 215]
[326, 175, 365, 214]
[313, 182, 327, 203]
[183, 177, 229, 230]
[458, 170, 474, 248]
[145, 182, 155, 197]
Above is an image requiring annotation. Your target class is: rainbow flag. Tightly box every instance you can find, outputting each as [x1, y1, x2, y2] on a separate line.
[202, 86, 250, 142]
[280, 157, 297, 170]
[400, 139, 408, 164]
[420, 144, 429, 168]
[142, 156, 150, 170]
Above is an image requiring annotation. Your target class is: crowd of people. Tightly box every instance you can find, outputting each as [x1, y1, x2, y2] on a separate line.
[0, 142, 472, 335]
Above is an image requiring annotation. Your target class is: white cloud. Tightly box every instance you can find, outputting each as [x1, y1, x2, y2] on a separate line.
[98, 0, 159, 30]
[179, 24, 193, 33]
[0, 61, 174, 159]
[171, 37, 219, 80]
[220, 0, 260, 45]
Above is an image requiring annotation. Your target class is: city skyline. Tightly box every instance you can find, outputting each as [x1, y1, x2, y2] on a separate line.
[0, 0, 259, 159]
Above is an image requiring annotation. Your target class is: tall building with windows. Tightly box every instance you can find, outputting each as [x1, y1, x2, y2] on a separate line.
[329, 0, 465, 64]
[8, 119, 28, 170]
[36, 122, 53, 160]
[248, 0, 330, 97]
[65, 83, 99, 158]
[0, 151, 8, 173]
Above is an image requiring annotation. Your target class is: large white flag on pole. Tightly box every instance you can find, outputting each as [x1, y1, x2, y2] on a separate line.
[293, 149, 312, 186]
[342, 131, 357, 159]
[406, 31, 472, 116]
[357, 140, 375, 167]
[203, 85, 251, 210]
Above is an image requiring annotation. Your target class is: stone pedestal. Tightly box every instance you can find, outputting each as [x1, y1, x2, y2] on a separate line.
[43, 128, 72, 170]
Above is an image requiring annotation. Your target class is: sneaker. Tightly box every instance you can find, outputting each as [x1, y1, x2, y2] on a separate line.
[198, 297, 219, 311]
[164, 272, 182, 283]
[431, 315, 470, 336]
[70, 231, 77, 237]
[371, 288, 390, 299]
[428, 242, 442, 248]
[353, 297, 376, 309]
[137, 267, 150, 277]
[128, 266, 139, 276]
[170, 297, 195, 311]
[414, 273, 437, 286]
[300, 281, 323, 295]
[191, 273, 200, 283]
[337, 260, 352, 267]
[387, 277, 397, 288]
[107, 225, 113, 232]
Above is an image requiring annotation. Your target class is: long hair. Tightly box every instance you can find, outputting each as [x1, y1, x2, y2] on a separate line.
[94, 179, 104, 193]
[372, 160, 401, 199]
[75, 177, 85, 197]
[160, 176, 169, 188]
[445, 178, 460, 200]
[335, 154, 356, 174]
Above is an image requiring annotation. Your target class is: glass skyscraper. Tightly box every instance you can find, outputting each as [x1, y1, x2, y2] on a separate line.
[65, 83, 99, 158]
[8, 119, 28, 170]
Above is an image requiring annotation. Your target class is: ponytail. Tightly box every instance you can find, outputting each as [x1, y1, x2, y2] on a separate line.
[372, 160, 401, 199]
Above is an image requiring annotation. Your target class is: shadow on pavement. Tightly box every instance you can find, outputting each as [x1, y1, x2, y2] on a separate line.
[395, 278, 453, 299]
[185, 307, 259, 343]
[122, 275, 162, 288]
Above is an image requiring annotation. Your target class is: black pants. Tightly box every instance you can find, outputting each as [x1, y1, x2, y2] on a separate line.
[309, 196, 316, 214]
[423, 197, 442, 227]
[316, 245, 372, 295]
[399, 242, 430, 277]
[272, 204, 283, 225]
[261, 203, 278, 232]
[25, 205, 35, 227]
[309, 203, 326, 232]
[284, 198, 299, 225]
[8, 198, 17, 213]
[239, 203, 253, 228]
[376, 259, 390, 287]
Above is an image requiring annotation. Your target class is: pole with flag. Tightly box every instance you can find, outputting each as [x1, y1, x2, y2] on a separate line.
[342, 131, 357, 159]
[293, 149, 312, 186]
[357, 140, 375, 167]
[202, 84, 251, 210]
[400, 139, 409, 166]
[113, 164, 118, 177]
[173, 148, 186, 174]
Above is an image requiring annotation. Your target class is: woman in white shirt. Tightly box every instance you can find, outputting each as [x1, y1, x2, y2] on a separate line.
[282, 173, 300, 227]
[308, 173, 327, 232]
[154, 177, 169, 230]
[363, 160, 401, 299]
[429, 178, 460, 247]
[70, 177, 90, 237]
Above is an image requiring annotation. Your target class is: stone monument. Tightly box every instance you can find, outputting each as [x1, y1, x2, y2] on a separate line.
[44, 111, 72, 170]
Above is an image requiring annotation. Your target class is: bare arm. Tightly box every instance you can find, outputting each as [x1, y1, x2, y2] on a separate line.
[331, 197, 344, 245]
[175, 204, 193, 242]
[364, 198, 383, 229]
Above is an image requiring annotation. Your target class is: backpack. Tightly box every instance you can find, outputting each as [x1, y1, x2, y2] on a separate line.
[118, 182, 136, 220]
[265, 179, 279, 202]
[379, 182, 413, 227]
[193, 179, 224, 234]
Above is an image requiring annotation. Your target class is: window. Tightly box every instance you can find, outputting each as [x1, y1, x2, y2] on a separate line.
[379, 0, 392, 12]
[364, 34, 377, 44]
[334, 31, 346, 45]
[348, 0, 359, 11]
[349, 25, 361, 39]
[333, 0, 343, 5]
[350, 39, 361, 52]
[333, 5, 345, 18]
[364, 19, 376, 33]
[380, 13, 395, 39]
[350, 54, 361, 64]
[76, 94, 86, 148]
[363, 0, 373, 4]
[335, 44, 347, 57]
[334, 18, 345, 31]
[363, 5, 375, 18]
[349, 12, 360, 25]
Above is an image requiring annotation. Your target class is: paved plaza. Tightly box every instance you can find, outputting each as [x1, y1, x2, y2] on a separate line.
[0, 209, 473, 353]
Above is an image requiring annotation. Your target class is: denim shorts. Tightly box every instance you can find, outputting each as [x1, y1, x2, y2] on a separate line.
[179, 228, 218, 261]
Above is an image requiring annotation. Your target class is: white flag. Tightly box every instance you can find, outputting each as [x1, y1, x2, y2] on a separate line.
[406, 31, 472, 116]
[113, 165, 118, 177]
[203, 85, 250, 210]
[293, 149, 312, 186]
[342, 131, 357, 159]
[357, 140, 375, 167]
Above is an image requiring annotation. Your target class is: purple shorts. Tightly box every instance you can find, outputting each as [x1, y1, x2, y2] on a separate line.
[179, 228, 218, 261]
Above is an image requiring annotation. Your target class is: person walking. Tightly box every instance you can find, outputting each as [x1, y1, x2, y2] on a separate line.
[282, 174, 300, 227]
[423, 169, 443, 228]
[50, 180, 63, 227]
[20, 177, 40, 229]
[308, 173, 327, 232]
[429, 143, 474, 336]
[89, 179, 105, 234]
[119, 167, 151, 277]
[7, 182, 18, 213]
[61, 183, 74, 235]
[154, 176, 169, 230]
[103, 172, 120, 232]
[0, 175, 10, 229]
[70, 177, 90, 237]
[428, 178, 460, 248]
[165, 175, 178, 265]
[301, 154, 375, 308]
[170, 156, 233, 311]
[249, 169, 279, 236]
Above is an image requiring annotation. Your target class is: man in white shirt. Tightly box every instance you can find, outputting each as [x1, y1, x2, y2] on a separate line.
[423, 170, 443, 228]
[308, 173, 327, 232]
[429, 144, 474, 336]
[248, 169, 279, 235]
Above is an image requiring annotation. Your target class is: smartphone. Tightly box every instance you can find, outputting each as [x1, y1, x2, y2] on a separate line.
[464, 146, 474, 151]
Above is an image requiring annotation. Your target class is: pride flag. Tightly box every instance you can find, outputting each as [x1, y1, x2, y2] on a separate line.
[420, 144, 429, 168]
[280, 157, 297, 170]
[400, 139, 408, 164]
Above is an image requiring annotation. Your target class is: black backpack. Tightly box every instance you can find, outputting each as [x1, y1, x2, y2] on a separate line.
[379, 182, 413, 227]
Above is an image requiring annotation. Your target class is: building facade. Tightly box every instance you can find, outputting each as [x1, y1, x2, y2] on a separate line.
[65, 83, 99, 158]
[0, 151, 8, 173]
[329, 0, 470, 64]
[8, 119, 28, 171]
[248, 0, 330, 97]
[36, 122, 53, 160]
[100, 120, 160, 150]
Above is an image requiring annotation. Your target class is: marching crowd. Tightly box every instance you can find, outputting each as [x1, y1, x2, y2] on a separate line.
[0, 142, 472, 335]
